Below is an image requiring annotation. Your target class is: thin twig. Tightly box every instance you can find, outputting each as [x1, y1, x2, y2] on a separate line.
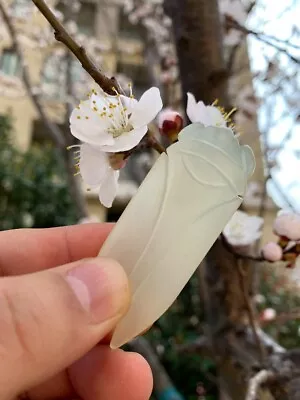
[226, 17, 300, 64]
[146, 130, 167, 154]
[262, 308, 300, 326]
[226, 42, 241, 72]
[245, 370, 276, 400]
[176, 336, 211, 354]
[31, 0, 120, 95]
[129, 337, 183, 398]
[237, 260, 266, 364]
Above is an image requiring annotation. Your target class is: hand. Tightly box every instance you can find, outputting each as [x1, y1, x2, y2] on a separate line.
[0, 224, 153, 400]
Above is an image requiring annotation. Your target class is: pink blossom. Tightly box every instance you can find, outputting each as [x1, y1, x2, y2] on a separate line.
[158, 109, 183, 139]
[273, 210, 300, 240]
[260, 308, 277, 322]
[262, 242, 283, 262]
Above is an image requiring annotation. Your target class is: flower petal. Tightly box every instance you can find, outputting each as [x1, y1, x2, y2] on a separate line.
[90, 92, 119, 112]
[80, 143, 109, 186]
[207, 106, 227, 127]
[102, 125, 148, 153]
[70, 99, 114, 147]
[186, 92, 198, 123]
[187, 93, 227, 127]
[130, 87, 163, 128]
[120, 95, 138, 114]
[99, 169, 120, 208]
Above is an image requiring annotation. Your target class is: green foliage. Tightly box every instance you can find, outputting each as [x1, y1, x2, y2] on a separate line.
[259, 269, 300, 349]
[146, 274, 218, 400]
[0, 115, 78, 230]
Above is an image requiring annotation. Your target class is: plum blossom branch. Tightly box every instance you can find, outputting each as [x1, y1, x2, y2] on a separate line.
[31, 0, 121, 95]
[31, 0, 166, 159]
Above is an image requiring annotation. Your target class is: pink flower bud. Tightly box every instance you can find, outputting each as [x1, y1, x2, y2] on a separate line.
[158, 109, 184, 142]
[260, 308, 277, 322]
[262, 242, 283, 262]
[273, 211, 300, 240]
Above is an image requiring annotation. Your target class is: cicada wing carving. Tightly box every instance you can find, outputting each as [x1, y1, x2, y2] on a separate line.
[99, 124, 255, 348]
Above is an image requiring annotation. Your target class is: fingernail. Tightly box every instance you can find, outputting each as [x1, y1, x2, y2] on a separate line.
[66, 259, 129, 323]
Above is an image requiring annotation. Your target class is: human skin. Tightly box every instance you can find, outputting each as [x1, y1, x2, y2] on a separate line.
[0, 223, 153, 400]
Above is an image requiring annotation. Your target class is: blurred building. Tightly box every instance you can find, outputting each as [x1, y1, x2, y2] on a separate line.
[0, 0, 277, 237]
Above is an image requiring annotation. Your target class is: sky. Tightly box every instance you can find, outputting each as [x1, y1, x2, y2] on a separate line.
[247, 0, 300, 211]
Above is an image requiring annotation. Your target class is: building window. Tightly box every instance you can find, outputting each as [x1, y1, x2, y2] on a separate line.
[41, 54, 86, 100]
[31, 120, 68, 145]
[56, 1, 96, 36]
[0, 49, 20, 76]
[10, 0, 33, 18]
[77, 2, 96, 36]
[117, 61, 150, 98]
[41, 54, 66, 100]
[119, 8, 142, 40]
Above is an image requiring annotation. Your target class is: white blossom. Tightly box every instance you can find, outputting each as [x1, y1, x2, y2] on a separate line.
[223, 210, 263, 247]
[76, 143, 122, 208]
[186, 93, 229, 128]
[70, 87, 162, 152]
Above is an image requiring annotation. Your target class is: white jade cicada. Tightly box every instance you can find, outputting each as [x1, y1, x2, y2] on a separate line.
[99, 123, 255, 349]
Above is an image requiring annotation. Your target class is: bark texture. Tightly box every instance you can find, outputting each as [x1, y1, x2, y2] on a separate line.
[164, 0, 229, 106]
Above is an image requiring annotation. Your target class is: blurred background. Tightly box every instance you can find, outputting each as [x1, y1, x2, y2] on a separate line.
[0, 0, 299, 399]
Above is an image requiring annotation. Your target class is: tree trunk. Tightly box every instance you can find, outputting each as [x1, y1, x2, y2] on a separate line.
[164, 0, 229, 106]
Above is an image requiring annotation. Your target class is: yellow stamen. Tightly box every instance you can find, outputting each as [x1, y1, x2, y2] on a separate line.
[225, 107, 237, 121]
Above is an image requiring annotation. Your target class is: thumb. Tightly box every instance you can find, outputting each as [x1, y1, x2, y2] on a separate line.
[0, 257, 130, 399]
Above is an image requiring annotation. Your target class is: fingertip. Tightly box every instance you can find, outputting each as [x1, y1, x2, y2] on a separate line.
[124, 351, 153, 400]
[69, 345, 153, 400]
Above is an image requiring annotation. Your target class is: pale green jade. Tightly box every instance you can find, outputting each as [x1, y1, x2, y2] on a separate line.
[99, 123, 255, 349]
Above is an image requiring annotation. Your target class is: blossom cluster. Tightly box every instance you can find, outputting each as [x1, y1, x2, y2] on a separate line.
[223, 207, 300, 270]
[69, 86, 163, 207]
[70, 89, 239, 207]
[262, 210, 300, 269]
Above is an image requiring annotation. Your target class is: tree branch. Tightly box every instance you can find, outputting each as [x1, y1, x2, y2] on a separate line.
[245, 370, 276, 400]
[31, 0, 121, 95]
[31, 0, 166, 155]
[0, 0, 65, 148]
[176, 335, 212, 355]
[237, 260, 266, 364]
[129, 337, 184, 399]
[226, 17, 300, 64]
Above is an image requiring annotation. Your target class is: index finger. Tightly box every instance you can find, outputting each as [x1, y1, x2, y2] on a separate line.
[0, 223, 113, 277]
